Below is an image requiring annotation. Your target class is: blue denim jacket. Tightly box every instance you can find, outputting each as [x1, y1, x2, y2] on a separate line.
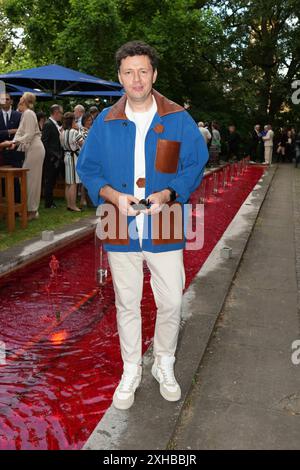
[77, 89, 208, 252]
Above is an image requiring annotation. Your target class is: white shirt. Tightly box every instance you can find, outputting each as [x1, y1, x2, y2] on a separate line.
[2, 107, 12, 127]
[75, 116, 83, 131]
[125, 96, 157, 245]
[49, 116, 61, 133]
[199, 126, 211, 143]
[263, 129, 274, 147]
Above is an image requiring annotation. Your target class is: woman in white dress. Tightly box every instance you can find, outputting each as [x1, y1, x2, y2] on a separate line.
[78, 112, 93, 208]
[60, 112, 83, 212]
[12, 92, 45, 220]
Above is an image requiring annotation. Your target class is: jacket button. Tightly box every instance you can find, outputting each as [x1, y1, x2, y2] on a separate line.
[122, 121, 128, 126]
[122, 183, 127, 188]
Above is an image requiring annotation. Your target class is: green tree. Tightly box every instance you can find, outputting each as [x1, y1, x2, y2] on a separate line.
[212, 0, 300, 126]
[54, 0, 125, 80]
[3, 0, 300, 132]
[1, 0, 70, 66]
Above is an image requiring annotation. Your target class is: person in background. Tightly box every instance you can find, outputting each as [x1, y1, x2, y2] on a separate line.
[0, 140, 13, 169]
[260, 125, 267, 139]
[291, 126, 296, 139]
[250, 124, 262, 162]
[0, 93, 21, 147]
[286, 129, 295, 162]
[60, 112, 83, 212]
[276, 128, 287, 162]
[42, 104, 64, 209]
[81, 112, 93, 140]
[74, 104, 85, 131]
[89, 106, 100, 121]
[295, 130, 300, 168]
[36, 111, 47, 131]
[78, 112, 94, 208]
[208, 121, 221, 167]
[0, 93, 25, 201]
[198, 121, 211, 146]
[262, 124, 274, 165]
[11, 92, 45, 220]
[227, 125, 241, 161]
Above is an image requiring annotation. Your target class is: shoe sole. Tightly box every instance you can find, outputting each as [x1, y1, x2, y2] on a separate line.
[113, 396, 134, 410]
[151, 366, 181, 402]
[112, 379, 141, 410]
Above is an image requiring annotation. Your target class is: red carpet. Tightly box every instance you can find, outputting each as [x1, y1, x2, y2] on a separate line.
[0, 165, 264, 449]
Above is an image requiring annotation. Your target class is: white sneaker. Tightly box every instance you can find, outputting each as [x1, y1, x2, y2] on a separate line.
[113, 362, 142, 410]
[152, 356, 181, 402]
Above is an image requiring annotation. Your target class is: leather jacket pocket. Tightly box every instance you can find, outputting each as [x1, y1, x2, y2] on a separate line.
[155, 139, 180, 173]
[152, 202, 184, 245]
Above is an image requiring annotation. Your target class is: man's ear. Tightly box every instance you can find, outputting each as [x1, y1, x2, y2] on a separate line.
[153, 69, 158, 84]
[118, 71, 123, 86]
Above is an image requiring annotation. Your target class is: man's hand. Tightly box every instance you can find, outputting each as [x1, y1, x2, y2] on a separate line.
[99, 185, 140, 216]
[2, 140, 15, 150]
[143, 189, 171, 215]
[9, 142, 16, 150]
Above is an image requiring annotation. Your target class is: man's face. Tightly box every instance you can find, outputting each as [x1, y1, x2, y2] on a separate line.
[84, 116, 93, 129]
[118, 55, 157, 103]
[74, 107, 83, 119]
[1, 94, 12, 111]
[53, 107, 63, 122]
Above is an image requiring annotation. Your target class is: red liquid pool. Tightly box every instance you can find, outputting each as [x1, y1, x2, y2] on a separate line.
[0, 165, 264, 450]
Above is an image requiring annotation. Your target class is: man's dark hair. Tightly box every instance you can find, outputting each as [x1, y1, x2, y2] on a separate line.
[36, 111, 46, 120]
[50, 104, 62, 115]
[89, 106, 99, 114]
[116, 41, 159, 71]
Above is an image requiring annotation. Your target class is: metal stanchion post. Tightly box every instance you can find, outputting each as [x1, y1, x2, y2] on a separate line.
[213, 171, 218, 194]
[199, 178, 206, 204]
[95, 231, 108, 286]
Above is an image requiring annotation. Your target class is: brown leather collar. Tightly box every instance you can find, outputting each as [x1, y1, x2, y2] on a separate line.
[104, 89, 184, 121]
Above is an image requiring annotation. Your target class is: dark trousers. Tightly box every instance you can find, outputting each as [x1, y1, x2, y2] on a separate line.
[43, 159, 59, 207]
[1, 150, 25, 203]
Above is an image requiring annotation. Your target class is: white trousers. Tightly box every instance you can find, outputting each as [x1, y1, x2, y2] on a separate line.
[108, 250, 185, 365]
[264, 146, 273, 164]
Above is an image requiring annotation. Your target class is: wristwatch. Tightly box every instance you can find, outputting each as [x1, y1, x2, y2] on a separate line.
[166, 187, 177, 202]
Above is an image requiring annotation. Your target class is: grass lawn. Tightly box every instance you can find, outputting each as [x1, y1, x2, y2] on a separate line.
[0, 198, 95, 252]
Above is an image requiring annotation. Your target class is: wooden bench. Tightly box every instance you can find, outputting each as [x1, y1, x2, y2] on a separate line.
[0, 167, 29, 232]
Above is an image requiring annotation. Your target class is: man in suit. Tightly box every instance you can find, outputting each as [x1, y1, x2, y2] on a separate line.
[0, 93, 24, 201]
[42, 104, 64, 208]
[262, 124, 274, 165]
[250, 124, 263, 162]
